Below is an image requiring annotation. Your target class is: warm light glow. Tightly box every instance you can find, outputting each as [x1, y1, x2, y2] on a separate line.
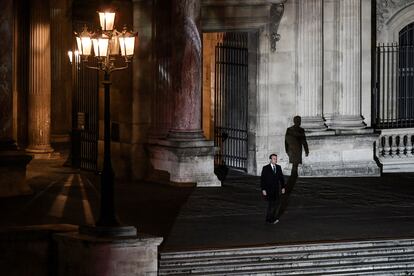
[80, 36, 93, 56]
[75, 27, 94, 56]
[68, 51, 73, 63]
[92, 36, 109, 57]
[119, 32, 136, 57]
[74, 50, 80, 63]
[109, 34, 120, 55]
[76, 37, 82, 55]
[98, 12, 116, 31]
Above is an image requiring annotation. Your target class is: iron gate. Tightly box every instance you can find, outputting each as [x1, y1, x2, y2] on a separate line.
[71, 40, 99, 171]
[214, 33, 248, 171]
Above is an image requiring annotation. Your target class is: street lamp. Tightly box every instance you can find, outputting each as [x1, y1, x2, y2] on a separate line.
[69, 9, 138, 237]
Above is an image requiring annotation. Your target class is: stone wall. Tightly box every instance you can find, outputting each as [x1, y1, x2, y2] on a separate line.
[201, 0, 379, 176]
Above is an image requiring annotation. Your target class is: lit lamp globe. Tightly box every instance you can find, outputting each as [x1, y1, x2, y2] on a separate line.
[75, 27, 94, 58]
[119, 28, 137, 60]
[98, 11, 116, 32]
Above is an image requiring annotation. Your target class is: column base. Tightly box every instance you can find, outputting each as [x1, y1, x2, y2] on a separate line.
[167, 129, 205, 141]
[301, 116, 327, 132]
[0, 142, 33, 197]
[54, 231, 163, 276]
[26, 144, 55, 159]
[79, 225, 137, 238]
[329, 115, 366, 130]
[147, 137, 221, 187]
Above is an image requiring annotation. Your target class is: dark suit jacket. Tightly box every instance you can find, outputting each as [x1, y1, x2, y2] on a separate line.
[260, 164, 285, 201]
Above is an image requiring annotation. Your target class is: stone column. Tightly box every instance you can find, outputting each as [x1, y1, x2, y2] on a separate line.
[147, 0, 220, 186]
[297, 0, 326, 131]
[330, 0, 365, 129]
[0, 0, 32, 197]
[26, 0, 54, 157]
[50, 0, 72, 143]
[131, 0, 153, 179]
[168, 0, 204, 140]
[0, 0, 13, 143]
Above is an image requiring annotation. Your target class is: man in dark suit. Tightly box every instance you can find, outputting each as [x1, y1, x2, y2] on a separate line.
[261, 153, 285, 224]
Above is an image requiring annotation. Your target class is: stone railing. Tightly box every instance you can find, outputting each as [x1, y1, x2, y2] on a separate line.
[376, 128, 414, 172]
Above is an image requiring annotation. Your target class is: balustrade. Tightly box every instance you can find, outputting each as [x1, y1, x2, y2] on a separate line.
[377, 130, 414, 159]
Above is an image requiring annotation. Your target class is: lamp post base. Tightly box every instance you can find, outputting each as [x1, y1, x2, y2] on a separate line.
[79, 225, 137, 238]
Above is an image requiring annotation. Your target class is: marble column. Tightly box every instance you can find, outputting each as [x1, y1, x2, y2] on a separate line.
[330, 0, 365, 129]
[26, 0, 54, 156]
[168, 0, 204, 140]
[147, 0, 220, 186]
[297, 0, 326, 131]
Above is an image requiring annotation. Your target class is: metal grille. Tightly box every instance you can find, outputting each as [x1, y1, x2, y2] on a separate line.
[71, 26, 99, 171]
[374, 44, 414, 129]
[214, 33, 248, 170]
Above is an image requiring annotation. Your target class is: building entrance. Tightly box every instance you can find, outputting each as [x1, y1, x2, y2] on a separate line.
[203, 32, 249, 171]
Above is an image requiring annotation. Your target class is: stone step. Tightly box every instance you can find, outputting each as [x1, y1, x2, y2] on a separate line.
[159, 238, 414, 275]
[160, 255, 414, 275]
[160, 245, 414, 268]
[160, 238, 414, 259]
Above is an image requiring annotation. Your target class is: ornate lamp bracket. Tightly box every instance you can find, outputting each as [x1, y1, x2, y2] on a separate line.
[269, 1, 287, 52]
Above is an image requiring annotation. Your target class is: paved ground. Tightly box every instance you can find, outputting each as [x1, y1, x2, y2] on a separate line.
[1, 154, 414, 252]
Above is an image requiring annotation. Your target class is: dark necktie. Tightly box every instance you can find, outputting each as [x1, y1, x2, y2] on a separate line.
[273, 165, 276, 173]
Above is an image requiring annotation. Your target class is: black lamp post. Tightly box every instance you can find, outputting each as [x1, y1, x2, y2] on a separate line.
[69, 9, 138, 237]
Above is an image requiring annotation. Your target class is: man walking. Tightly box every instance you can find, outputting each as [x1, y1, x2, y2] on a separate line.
[261, 154, 285, 224]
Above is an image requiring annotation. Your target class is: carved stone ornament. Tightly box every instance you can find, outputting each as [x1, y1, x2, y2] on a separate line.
[377, 0, 414, 33]
[269, 1, 287, 52]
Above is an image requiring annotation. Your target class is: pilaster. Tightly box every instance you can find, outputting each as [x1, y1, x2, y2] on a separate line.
[297, 0, 326, 131]
[330, 0, 365, 129]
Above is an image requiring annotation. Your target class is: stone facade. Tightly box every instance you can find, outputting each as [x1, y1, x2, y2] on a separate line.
[200, 0, 379, 176]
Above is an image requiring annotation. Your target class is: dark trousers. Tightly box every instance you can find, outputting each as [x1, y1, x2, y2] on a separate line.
[266, 199, 280, 222]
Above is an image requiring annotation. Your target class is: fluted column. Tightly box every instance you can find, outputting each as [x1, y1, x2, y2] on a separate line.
[297, 0, 326, 131]
[330, 0, 365, 129]
[26, 0, 54, 156]
[169, 0, 204, 140]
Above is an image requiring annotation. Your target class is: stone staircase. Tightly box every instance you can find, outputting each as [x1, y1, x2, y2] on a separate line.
[159, 238, 414, 275]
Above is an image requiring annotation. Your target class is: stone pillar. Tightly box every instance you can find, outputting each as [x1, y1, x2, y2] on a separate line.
[0, 0, 13, 142]
[50, 0, 72, 143]
[168, 0, 203, 140]
[131, 0, 153, 180]
[330, 0, 365, 129]
[297, 0, 326, 131]
[0, 0, 32, 197]
[26, 0, 54, 157]
[147, 0, 220, 186]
